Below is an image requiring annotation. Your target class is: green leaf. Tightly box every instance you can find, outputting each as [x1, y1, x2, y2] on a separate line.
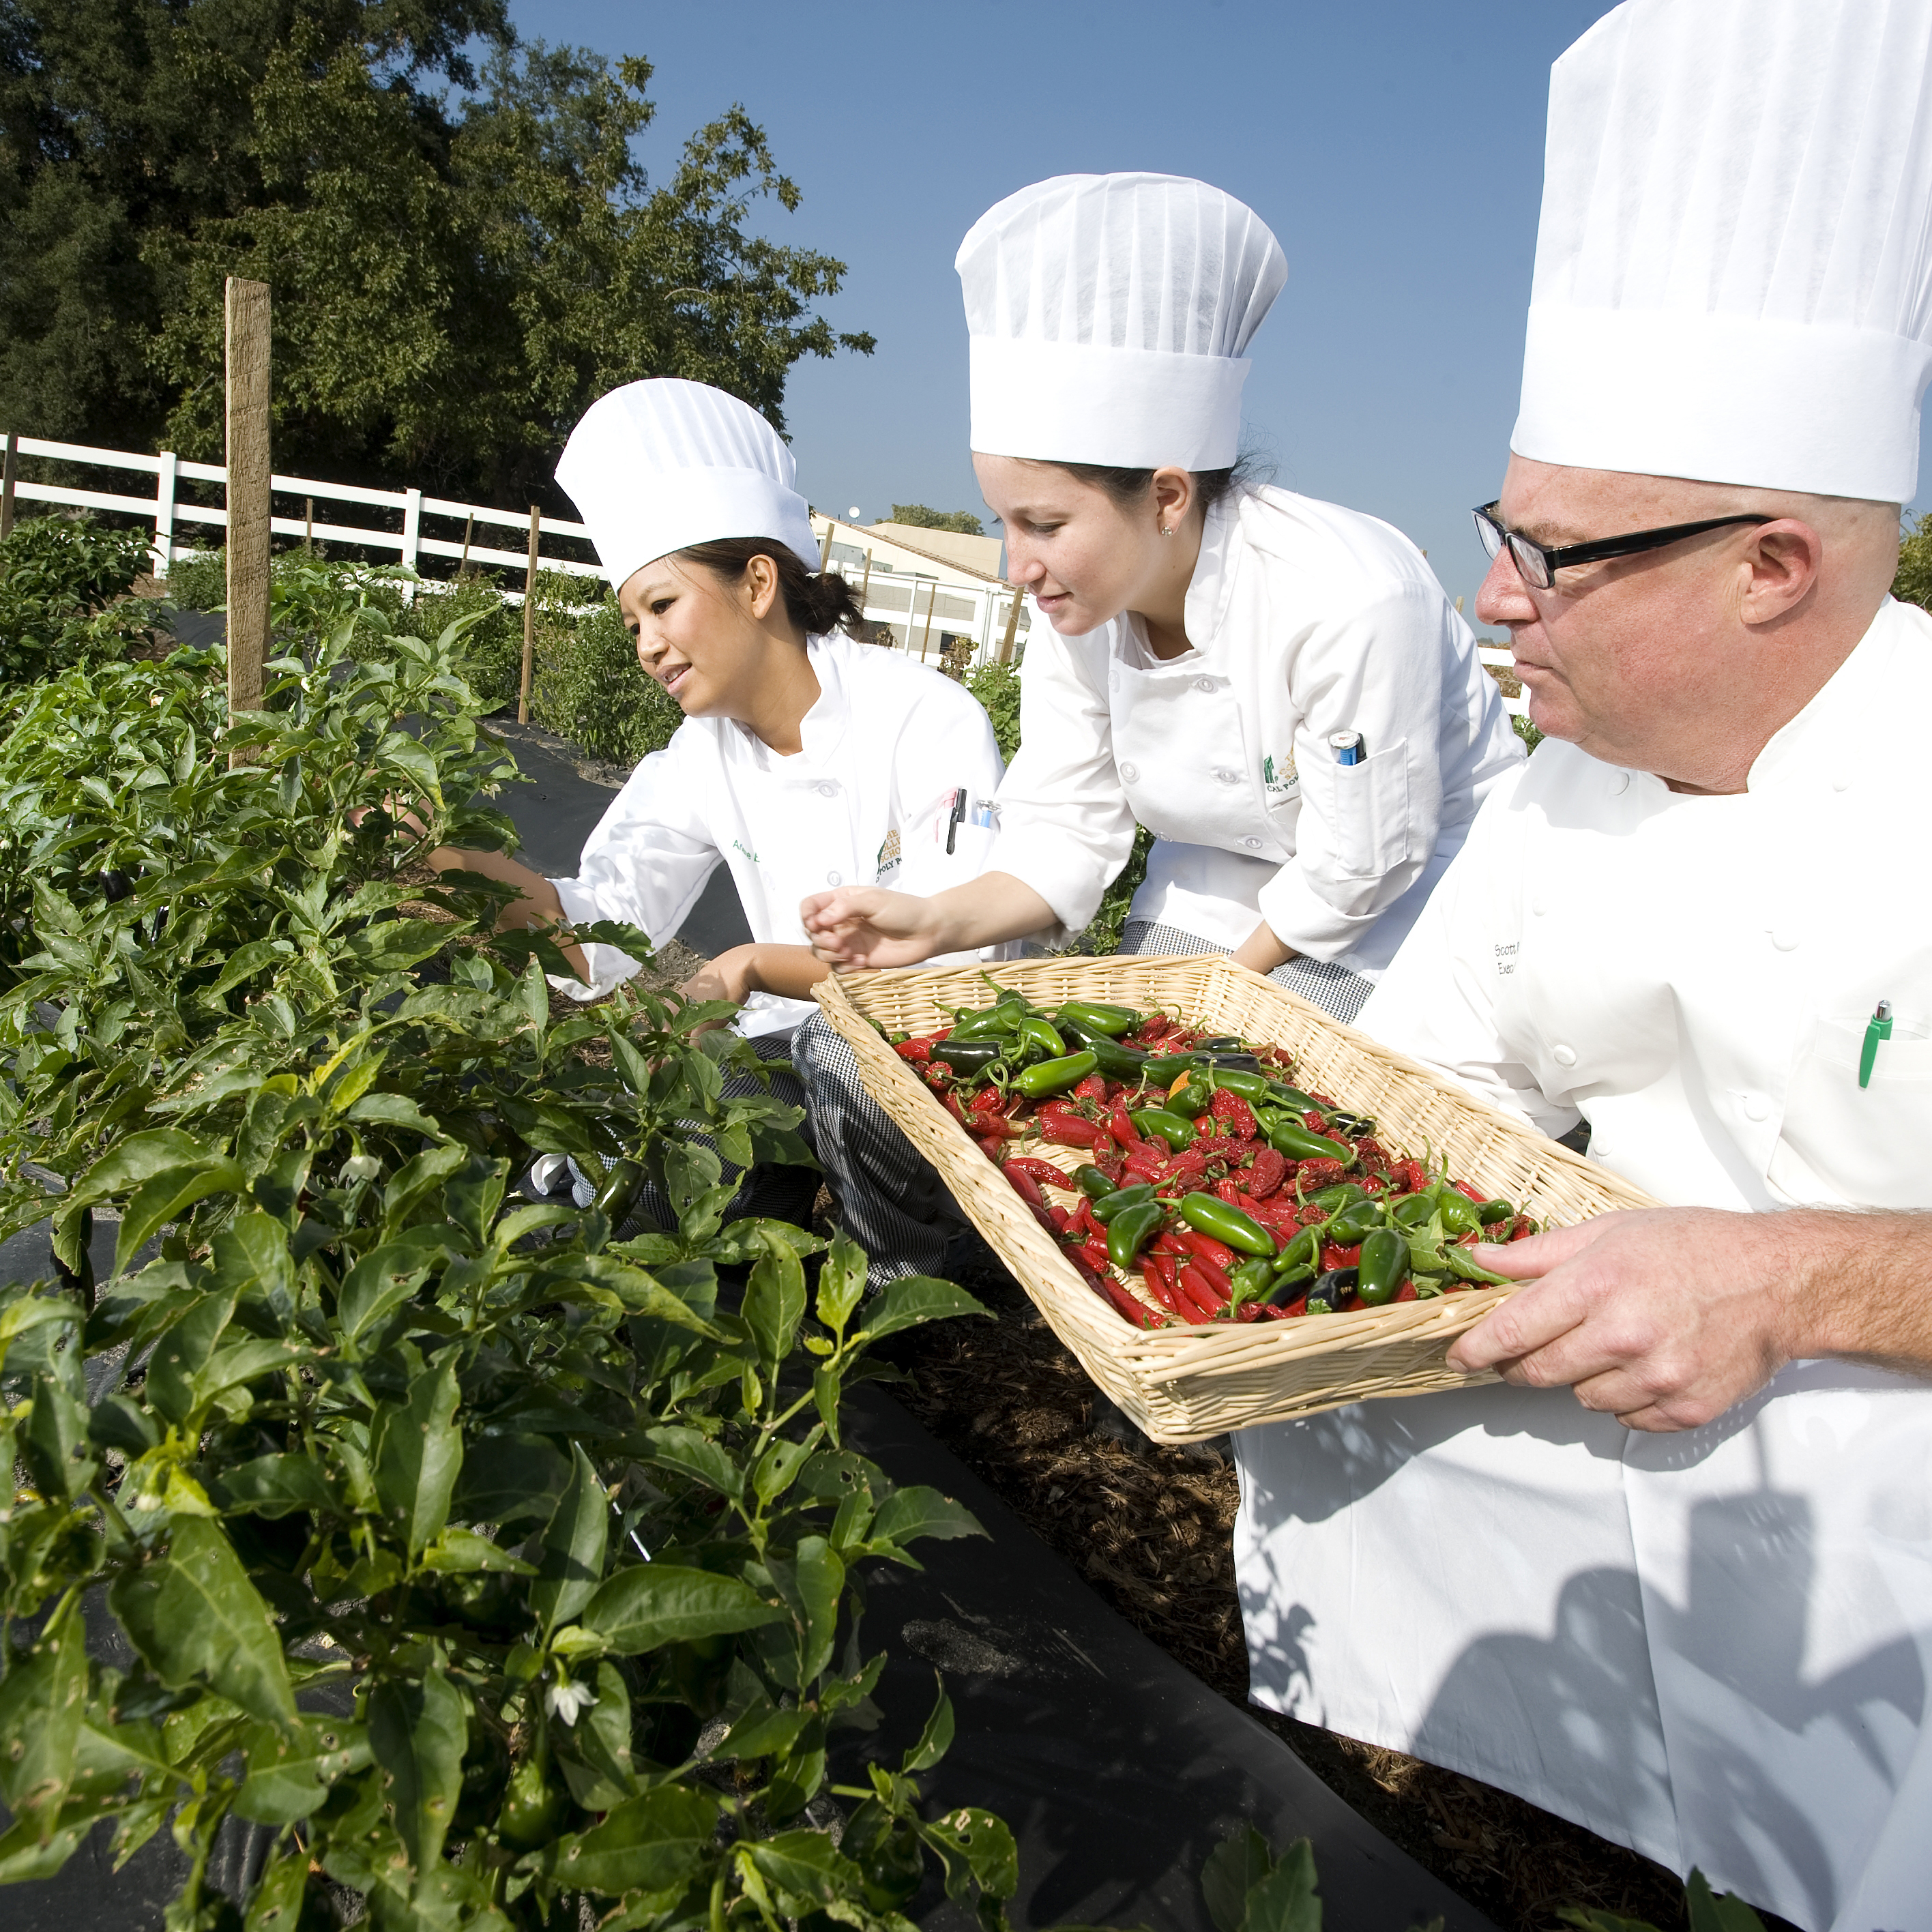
[234, 1714, 370, 1824]
[742, 1229, 807, 1373]
[108, 1516, 298, 1729]
[532, 1442, 609, 1640]
[540, 1785, 716, 1900]
[337, 1240, 435, 1342]
[451, 1432, 569, 1528]
[815, 1229, 866, 1336]
[243, 1843, 313, 1932]
[744, 1829, 863, 1908]
[716, 1695, 808, 1763]
[371, 1354, 463, 1559]
[918, 1805, 1020, 1909]
[345, 1091, 445, 1137]
[751, 1430, 822, 1508]
[380, 1141, 470, 1231]
[343, 918, 453, 974]
[214, 1452, 338, 1519]
[554, 1660, 635, 1810]
[773, 1534, 843, 1686]
[869, 1485, 986, 1551]
[69, 1126, 207, 1208]
[641, 1424, 744, 1502]
[903, 1674, 955, 1774]
[203, 938, 289, 1003]
[0, 1811, 94, 1883]
[143, 1288, 237, 1425]
[0, 1592, 87, 1834]
[1238, 1836, 1321, 1932]
[421, 1527, 536, 1575]
[855, 1274, 992, 1345]
[368, 1668, 467, 1882]
[1203, 1827, 1276, 1932]
[1685, 1871, 1770, 1932]
[115, 1157, 248, 1274]
[581, 1564, 781, 1654]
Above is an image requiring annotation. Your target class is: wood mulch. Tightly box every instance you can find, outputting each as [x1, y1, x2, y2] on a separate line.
[866, 1233, 1704, 1932]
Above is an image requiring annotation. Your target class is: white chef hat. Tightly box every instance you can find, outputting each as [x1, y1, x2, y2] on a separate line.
[957, 173, 1287, 471]
[1514, 0, 1932, 503]
[555, 378, 821, 591]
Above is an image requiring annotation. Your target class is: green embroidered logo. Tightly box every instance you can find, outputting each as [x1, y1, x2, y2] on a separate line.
[1262, 751, 1298, 795]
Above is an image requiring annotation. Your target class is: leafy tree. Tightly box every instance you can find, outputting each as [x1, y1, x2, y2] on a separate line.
[889, 504, 985, 537]
[1892, 509, 1932, 610]
[0, 3, 873, 503]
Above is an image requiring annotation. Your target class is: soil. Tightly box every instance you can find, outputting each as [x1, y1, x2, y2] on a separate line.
[861, 1227, 1709, 1932]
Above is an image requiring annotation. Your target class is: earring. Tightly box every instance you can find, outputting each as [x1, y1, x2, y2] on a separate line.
[1160, 525, 1174, 538]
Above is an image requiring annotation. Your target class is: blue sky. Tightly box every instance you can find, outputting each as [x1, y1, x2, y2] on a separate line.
[509, 0, 1927, 617]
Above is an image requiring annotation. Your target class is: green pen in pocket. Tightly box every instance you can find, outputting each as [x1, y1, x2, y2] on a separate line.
[1859, 999, 1893, 1089]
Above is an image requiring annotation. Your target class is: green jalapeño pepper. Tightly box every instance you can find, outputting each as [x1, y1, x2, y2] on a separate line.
[1229, 1256, 1275, 1306]
[1106, 1198, 1167, 1272]
[1177, 1192, 1276, 1259]
[1057, 1019, 1150, 1079]
[1265, 1118, 1357, 1166]
[948, 995, 1028, 1042]
[1355, 1226, 1410, 1306]
[1074, 1164, 1117, 1200]
[1271, 1225, 1323, 1275]
[1130, 1107, 1196, 1150]
[1432, 1187, 1483, 1238]
[594, 1157, 645, 1221]
[1016, 1016, 1067, 1064]
[1476, 1197, 1517, 1227]
[1326, 1197, 1387, 1244]
[1055, 999, 1140, 1036]
[1090, 1181, 1156, 1224]
[1305, 1266, 1356, 1313]
[1165, 1074, 1214, 1119]
[1308, 1182, 1368, 1214]
[930, 1038, 1005, 1076]
[1389, 1192, 1438, 1229]
[1014, 1049, 1097, 1098]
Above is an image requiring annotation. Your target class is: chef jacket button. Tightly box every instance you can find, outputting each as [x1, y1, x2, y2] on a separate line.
[1195, 676, 1216, 693]
[1119, 762, 1139, 782]
[1832, 772, 1853, 791]
[816, 782, 837, 797]
[1214, 767, 1240, 785]
[826, 870, 842, 886]
[1530, 896, 1547, 917]
[1609, 771, 1630, 795]
[1771, 928, 1799, 951]
[1551, 1044, 1577, 1068]
[1743, 1094, 1769, 1122]
[1242, 836, 1261, 849]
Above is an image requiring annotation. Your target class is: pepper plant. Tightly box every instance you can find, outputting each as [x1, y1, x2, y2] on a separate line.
[0, 578, 1019, 1929]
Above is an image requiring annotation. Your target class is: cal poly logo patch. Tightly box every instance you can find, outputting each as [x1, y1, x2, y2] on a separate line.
[876, 828, 902, 879]
[1262, 750, 1298, 797]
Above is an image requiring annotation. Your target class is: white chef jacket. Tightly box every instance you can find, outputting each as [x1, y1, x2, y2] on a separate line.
[1235, 597, 1932, 1931]
[548, 631, 1008, 1036]
[989, 487, 1521, 969]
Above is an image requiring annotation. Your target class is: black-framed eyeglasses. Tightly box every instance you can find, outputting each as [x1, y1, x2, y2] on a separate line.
[1472, 501, 1774, 591]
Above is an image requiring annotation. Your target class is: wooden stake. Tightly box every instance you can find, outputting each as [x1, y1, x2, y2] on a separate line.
[458, 513, 475, 578]
[304, 496, 314, 552]
[996, 585, 1024, 664]
[518, 506, 540, 723]
[224, 278, 272, 743]
[0, 432, 16, 543]
[819, 516, 834, 571]
[918, 579, 937, 660]
[859, 548, 873, 606]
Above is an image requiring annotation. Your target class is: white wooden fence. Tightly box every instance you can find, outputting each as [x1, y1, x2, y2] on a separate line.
[0, 433, 603, 596]
[1, 430, 1519, 702]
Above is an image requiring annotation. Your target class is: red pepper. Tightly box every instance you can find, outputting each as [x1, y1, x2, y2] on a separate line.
[896, 1038, 934, 1062]
[1041, 1118, 1109, 1150]
[1006, 1156, 1070, 1190]
[976, 1114, 1025, 1140]
[1176, 1262, 1225, 1319]
[939, 1089, 970, 1126]
[1293, 1158, 1350, 1192]
[1071, 1252, 1166, 1328]
[1321, 1242, 1362, 1271]
[1048, 1205, 1070, 1235]
[1167, 1150, 1210, 1187]
[1123, 1150, 1166, 1184]
[1389, 1158, 1427, 1195]
[1111, 1103, 1142, 1148]
[1152, 1230, 1190, 1257]
[1079, 1234, 1112, 1274]
[1139, 1258, 1197, 1321]
[1214, 1175, 1246, 1208]
[1073, 1072, 1109, 1103]
[1174, 1227, 1237, 1271]
[1189, 1255, 1233, 1300]
[1068, 1198, 1098, 1240]
[1274, 1294, 1310, 1319]
[1450, 1178, 1487, 1205]
[1209, 1089, 1259, 1139]
[970, 1085, 1006, 1115]
[1393, 1278, 1418, 1302]
[1003, 1166, 1050, 1213]
[1094, 1147, 1127, 1184]
[1246, 1146, 1287, 1199]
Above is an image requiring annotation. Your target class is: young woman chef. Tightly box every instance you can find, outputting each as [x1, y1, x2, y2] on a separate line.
[419, 377, 1010, 1245]
[801, 173, 1521, 1016]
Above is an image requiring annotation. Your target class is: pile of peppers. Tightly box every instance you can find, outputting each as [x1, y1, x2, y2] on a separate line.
[891, 986, 1538, 1332]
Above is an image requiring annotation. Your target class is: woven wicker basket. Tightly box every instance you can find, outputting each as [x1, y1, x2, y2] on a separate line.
[813, 954, 1655, 1443]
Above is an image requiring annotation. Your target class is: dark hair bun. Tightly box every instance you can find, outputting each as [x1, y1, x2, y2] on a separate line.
[675, 537, 867, 638]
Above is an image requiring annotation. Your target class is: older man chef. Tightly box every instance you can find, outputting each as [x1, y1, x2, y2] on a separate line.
[1233, 5, 1932, 1929]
